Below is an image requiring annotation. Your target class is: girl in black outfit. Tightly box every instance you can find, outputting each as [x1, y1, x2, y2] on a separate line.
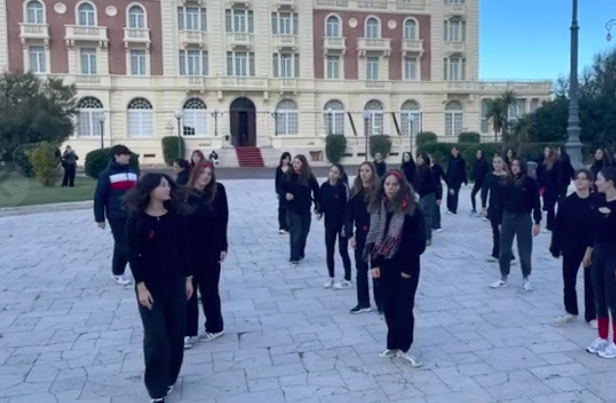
[401, 152, 417, 188]
[550, 169, 597, 328]
[348, 162, 383, 314]
[365, 169, 426, 367]
[504, 149, 516, 169]
[470, 149, 490, 216]
[374, 152, 387, 178]
[275, 152, 292, 233]
[584, 166, 616, 359]
[445, 147, 467, 214]
[172, 159, 190, 186]
[280, 154, 319, 265]
[316, 163, 352, 289]
[184, 161, 229, 349]
[537, 146, 559, 232]
[416, 153, 438, 246]
[124, 173, 194, 403]
[481, 154, 512, 262]
[556, 147, 575, 200]
[430, 155, 445, 232]
[491, 158, 541, 291]
[590, 148, 613, 188]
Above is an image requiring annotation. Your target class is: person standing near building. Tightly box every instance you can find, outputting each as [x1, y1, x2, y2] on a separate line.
[481, 154, 513, 263]
[470, 149, 489, 216]
[445, 147, 467, 214]
[61, 145, 79, 187]
[374, 152, 387, 178]
[430, 155, 445, 232]
[94, 145, 138, 286]
[401, 152, 417, 188]
[275, 152, 292, 234]
[538, 146, 559, 232]
[416, 153, 438, 246]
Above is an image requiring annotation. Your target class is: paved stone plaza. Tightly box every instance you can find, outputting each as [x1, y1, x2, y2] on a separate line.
[0, 179, 615, 403]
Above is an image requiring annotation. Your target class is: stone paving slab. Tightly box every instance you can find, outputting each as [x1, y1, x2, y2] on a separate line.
[0, 179, 614, 403]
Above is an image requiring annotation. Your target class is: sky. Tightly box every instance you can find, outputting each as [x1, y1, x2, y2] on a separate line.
[479, 0, 616, 80]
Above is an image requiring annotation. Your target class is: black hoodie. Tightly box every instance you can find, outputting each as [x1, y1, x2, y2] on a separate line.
[416, 166, 438, 198]
[93, 161, 138, 222]
[280, 172, 320, 213]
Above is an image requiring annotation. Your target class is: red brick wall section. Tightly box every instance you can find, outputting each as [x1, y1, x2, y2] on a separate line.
[7, 0, 162, 75]
[312, 10, 431, 81]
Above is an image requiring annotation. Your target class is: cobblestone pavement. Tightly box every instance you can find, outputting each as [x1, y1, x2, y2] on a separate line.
[1, 180, 615, 403]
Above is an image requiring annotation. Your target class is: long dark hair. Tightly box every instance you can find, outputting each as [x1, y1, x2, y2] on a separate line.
[543, 146, 557, 170]
[351, 161, 377, 200]
[417, 153, 430, 172]
[279, 152, 291, 167]
[401, 152, 414, 166]
[330, 162, 348, 186]
[190, 150, 205, 167]
[599, 166, 616, 187]
[368, 169, 416, 215]
[122, 173, 188, 215]
[289, 154, 313, 185]
[174, 158, 190, 170]
[508, 157, 526, 184]
[187, 161, 217, 203]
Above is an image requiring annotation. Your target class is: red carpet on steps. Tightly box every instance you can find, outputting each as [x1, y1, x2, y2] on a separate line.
[235, 147, 264, 168]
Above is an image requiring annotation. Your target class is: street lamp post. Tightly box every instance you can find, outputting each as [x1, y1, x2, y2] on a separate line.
[211, 108, 222, 137]
[362, 110, 371, 160]
[173, 110, 184, 159]
[406, 114, 415, 156]
[270, 110, 279, 137]
[97, 113, 105, 149]
[606, 19, 616, 41]
[565, 0, 583, 169]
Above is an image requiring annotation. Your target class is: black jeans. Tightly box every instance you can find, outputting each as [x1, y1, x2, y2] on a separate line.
[355, 237, 383, 310]
[543, 193, 557, 231]
[287, 209, 311, 261]
[431, 201, 441, 230]
[109, 217, 129, 276]
[382, 269, 420, 353]
[138, 279, 186, 400]
[499, 211, 533, 278]
[186, 256, 224, 336]
[62, 164, 76, 187]
[591, 244, 616, 320]
[470, 182, 481, 212]
[488, 208, 501, 258]
[446, 186, 461, 213]
[325, 225, 351, 280]
[562, 247, 596, 322]
[419, 193, 435, 241]
[277, 198, 288, 231]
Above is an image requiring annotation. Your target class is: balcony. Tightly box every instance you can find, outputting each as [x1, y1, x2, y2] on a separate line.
[443, 41, 466, 55]
[228, 0, 252, 7]
[216, 76, 268, 90]
[19, 23, 50, 46]
[446, 81, 477, 94]
[444, 3, 466, 16]
[276, 78, 298, 93]
[185, 76, 207, 92]
[273, 34, 298, 50]
[179, 31, 208, 47]
[401, 39, 424, 56]
[227, 33, 253, 49]
[272, 0, 296, 8]
[180, 0, 204, 4]
[71, 74, 112, 88]
[65, 25, 109, 48]
[396, 0, 427, 11]
[323, 37, 346, 54]
[363, 80, 393, 91]
[356, 38, 391, 57]
[123, 28, 150, 49]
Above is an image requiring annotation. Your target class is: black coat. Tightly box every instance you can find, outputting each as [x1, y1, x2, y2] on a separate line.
[446, 155, 467, 188]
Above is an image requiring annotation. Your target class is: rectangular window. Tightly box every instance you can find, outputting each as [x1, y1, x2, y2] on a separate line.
[227, 52, 255, 76]
[403, 57, 417, 80]
[178, 7, 207, 31]
[271, 12, 299, 35]
[530, 98, 540, 112]
[28, 45, 46, 73]
[129, 49, 146, 75]
[225, 9, 254, 33]
[326, 55, 339, 79]
[444, 57, 465, 80]
[79, 48, 97, 74]
[179, 49, 208, 75]
[366, 57, 379, 80]
[444, 19, 466, 41]
[272, 53, 299, 78]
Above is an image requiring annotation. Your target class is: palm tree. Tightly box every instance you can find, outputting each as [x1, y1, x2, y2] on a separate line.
[499, 89, 517, 143]
[484, 98, 506, 142]
[513, 115, 533, 154]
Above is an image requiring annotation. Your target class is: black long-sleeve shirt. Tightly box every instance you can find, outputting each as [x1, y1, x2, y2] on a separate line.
[446, 155, 467, 187]
[499, 175, 542, 224]
[593, 194, 616, 245]
[317, 181, 349, 229]
[416, 167, 438, 198]
[374, 161, 387, 178]
[275, 166, 288, 195]
[186, 183, 229, 255]
[481, 172, 506, 210]
[401, 162, 417, 188]
[431, 163, 446, 200]
[471, 158, 490, 185]
[127, 211, 193, 291]
[550, 192, 595, 256]
[537, 163, 559, 194]
[347, 189, 371, 242]
[280, 173, 319, 213]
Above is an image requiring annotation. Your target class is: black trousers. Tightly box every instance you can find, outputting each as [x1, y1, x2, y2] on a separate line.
[287, 209, 311, 261]
[470, 182, 481, 212]
[488, 209, 501, 258]
[431, 201, 441, 230]
[62, 164, 76, 187]
[543, 193, 557, 231]
[562, 247, 596, 322]
[382, 268, 420, 352]
[420, 194, 435, 240]
[186, 256, 224, 336]
[499, 212, 532, 278]
[355, 238, 383, 310]
[325, 225, 351, 280]
[108, 217, 129, 276]
[277, 198, 288, 231]
[591, 244, 616, 320]
[138, 279, 186, 399]
[446, 186, 461, 213]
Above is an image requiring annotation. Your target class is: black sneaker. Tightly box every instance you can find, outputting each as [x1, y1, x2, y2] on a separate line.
[350, 305, 372, 314]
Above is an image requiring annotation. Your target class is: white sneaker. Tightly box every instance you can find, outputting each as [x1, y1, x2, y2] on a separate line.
[522, 279, 534, 292]
[111, 273, 131, 286]
[486, 256, 498, 262]
[482, 217, 488, 222]
[490, 279, 508, 288]
[553, 313, 577, 325]
[435, 228, 443, 233]
[586, 338, 609, 354]
[597, 342, 616, 359]
[397, 351, 423, 367]
[589, 319, 598, 329]
[446, 210, 453, 215]
[323, 278, 334, 289]
[199, 330, 225, 342]
[184, 336, 197, 350]
[379, 349, 398, 358]
[542, 228, 549, 233]
[333, 280, 352, 289]
[278, 229, 287, 234]
[469, 210, 477, 216]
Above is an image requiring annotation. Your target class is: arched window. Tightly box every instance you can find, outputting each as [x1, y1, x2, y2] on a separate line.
[276, 99, 298, 135]
[363, 100, 383, 135]
[365, 17, 379, 38]
[77, 2, 96, 26]
[325, 15, 340, 37]
[25, 0, 44, 24]
[127, 97, 153, 138]
[445, 101, 463, 136]
[400, 100, 422, 136]
[323, 100, 345, 135]
[182, 98, 207, 137]
[76, 97, 104, 137]
[403, 19, 417, 40]
[127, 5, 145, 29]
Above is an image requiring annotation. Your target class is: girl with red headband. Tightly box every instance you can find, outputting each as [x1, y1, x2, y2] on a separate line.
[364, 169, 426, 366]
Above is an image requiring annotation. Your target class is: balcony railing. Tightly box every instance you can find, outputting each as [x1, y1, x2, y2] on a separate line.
[444, 3, 466, 15]
[186, 76, 207, 89]
[179, 30, 208, 46]
[446, 81, 477, 92]
[228, 0, 252, 7]
[401, 39, 424, 54]
[71, 74, 112, 87]
[273, 0, 296, 7]
[227, 33, 253, 48]
[216, 76, 268, 90]
[443, 41, 466, 54]
[19, 23, 50, 42]
[65, 25, 109, 47]
[274, 34, 298, 49]
[357, 38, 391, 55]
[323, 37, 346, 53]
[123, 28, 150, 47]
[363, 80, 392, 90]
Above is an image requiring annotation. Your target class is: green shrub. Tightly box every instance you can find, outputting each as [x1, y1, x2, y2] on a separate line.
[369, 135, 392, 158]
[161, 136, 185, 165]
[415, 131, 438, 146]
[12, 143, 40, 177]
[458, 131, 481, 144]
[417, 142, 456, 166]
[324, 134, 347, 163]
[26, 142, 61, 187]
[461, 143, 502, 179]
[85, 148, 140, 179]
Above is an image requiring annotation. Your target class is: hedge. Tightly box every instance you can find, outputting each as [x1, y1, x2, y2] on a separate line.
[85, 148, 140, 179]
[325, 134, 347, 163]
[369, 135, 392, 158]
[12, 143, 40, 177]
[161, 136, 185, 165]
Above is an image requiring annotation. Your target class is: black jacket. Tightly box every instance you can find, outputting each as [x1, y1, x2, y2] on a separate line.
[537, 162, 559, 195]
[374, 161, 387, 178]
[93, 161, 138, 222]
[347, 189, 370, 242]
[446, 155, 467, 188]
[274, 166, 288, 195]
[555, 156, 574, 197]
[431, 163, 446, 200]
[317, 181, 349, 229]
[481, 172, 507, 211]
[175, 169, 190, 186]
[550, 192, 596, 257]
[472, 158, 490, 185]
[416, 167, 438, 198]
[401, 161, 417, 188]
[186, 183, 229, 257]
[499, 175, 542, 224]
[280, 172, 320, 213]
